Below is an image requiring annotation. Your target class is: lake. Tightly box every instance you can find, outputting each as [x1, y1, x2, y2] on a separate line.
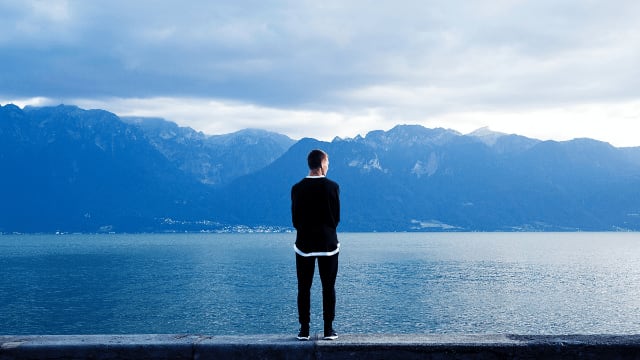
[1, 232, 640, 335]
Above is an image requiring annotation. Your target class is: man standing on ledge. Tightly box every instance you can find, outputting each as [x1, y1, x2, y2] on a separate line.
[291, 149, 340, 341]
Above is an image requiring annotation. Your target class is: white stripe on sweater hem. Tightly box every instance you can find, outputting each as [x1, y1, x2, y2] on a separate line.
[294, 243, 340, 257]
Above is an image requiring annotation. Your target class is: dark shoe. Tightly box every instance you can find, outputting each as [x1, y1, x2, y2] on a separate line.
[323, 329, 338, 340]
[297, 326, 310, 341]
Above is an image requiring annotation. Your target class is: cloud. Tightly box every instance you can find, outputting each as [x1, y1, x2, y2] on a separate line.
[4, 94, 640, 147]
[71, 96, 640, 147]
[2, 1, 640, 145]
[3, 1, 640, 105]
[71, 96, 385, 141]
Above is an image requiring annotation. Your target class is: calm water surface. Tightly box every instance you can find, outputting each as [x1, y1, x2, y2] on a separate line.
[1, 232, 640, 335]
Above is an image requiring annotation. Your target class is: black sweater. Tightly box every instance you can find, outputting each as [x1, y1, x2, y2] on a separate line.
[291, 176, 340, 254]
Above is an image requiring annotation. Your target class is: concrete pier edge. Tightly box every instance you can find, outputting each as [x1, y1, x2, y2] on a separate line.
[3, 334, 640, 359]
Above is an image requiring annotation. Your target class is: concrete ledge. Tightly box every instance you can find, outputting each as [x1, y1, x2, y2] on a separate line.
[3, 334, 640, 359]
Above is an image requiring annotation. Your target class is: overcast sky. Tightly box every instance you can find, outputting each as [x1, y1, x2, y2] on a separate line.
[1, 1, 640, 146]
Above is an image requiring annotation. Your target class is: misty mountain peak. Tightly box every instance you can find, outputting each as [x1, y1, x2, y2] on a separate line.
[210, 128, 295, 148]
[467, 126, 507, 146]
[364, 124, 460, 148]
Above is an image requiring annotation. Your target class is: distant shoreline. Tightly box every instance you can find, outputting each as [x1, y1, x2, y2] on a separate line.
[2, 229, 638, 236]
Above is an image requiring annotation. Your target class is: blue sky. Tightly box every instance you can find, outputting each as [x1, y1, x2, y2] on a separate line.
[1, 0, 640, 146]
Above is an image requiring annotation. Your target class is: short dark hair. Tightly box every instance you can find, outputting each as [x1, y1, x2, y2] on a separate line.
[307, 149, 327, 170]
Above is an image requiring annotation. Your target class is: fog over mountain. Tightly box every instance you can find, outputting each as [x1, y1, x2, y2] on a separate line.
[2, 104, 640, 233]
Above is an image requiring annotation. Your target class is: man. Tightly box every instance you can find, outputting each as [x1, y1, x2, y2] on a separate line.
[291, 149, 340, 341]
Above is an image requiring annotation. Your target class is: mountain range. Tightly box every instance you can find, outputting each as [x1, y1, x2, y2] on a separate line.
[2, 104, 640, 233]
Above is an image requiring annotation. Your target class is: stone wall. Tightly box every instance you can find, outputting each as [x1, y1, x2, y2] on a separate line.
[3, 334, 640, 359]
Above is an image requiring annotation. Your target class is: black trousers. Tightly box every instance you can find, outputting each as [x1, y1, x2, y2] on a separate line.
[296, 253, 339, 326]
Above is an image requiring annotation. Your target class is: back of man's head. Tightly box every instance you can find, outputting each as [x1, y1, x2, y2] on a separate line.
[307, 149, 327, 170]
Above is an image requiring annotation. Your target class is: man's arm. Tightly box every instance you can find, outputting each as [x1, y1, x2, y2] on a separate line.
[291, 185, 300, 230]
[332, 184, 340, 226]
